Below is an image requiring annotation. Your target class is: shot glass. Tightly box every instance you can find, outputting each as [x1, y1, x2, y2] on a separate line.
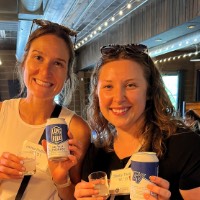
[88, 171, 109, 199]
[18, 151, 36, 175]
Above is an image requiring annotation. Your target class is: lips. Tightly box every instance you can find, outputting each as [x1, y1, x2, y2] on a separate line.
[34, 78, 53, 87]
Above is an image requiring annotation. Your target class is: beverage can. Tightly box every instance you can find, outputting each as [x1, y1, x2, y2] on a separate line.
[130, 152, 159, 200]
[45, 118, 70, 161]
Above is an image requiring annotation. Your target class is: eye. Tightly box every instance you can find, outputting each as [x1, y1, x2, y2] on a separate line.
[103, 84, 113, 89]
[126, 83, 137, 88]
[54, 61, 65, 68]
[34, 55, 43, 61]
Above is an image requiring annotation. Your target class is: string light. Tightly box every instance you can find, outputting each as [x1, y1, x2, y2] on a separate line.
[119, 10, 123, 16]
[154, 51, 199, 64]
[149, 31, 200, 57]
[127, 3, 132, 9]
[75, 0, 148, 50]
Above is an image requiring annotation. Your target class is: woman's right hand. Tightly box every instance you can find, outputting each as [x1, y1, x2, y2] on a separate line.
[74, 180, 106, 200]
[0, 152, 24, 180]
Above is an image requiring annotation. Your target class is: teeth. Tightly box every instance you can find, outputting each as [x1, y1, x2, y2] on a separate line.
[112, 108, 128, 113]
[35, 79, 52, 87]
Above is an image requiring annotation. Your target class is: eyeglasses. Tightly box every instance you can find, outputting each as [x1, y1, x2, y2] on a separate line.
[100, 44, 148, 56]
[30, 19, 77, 44]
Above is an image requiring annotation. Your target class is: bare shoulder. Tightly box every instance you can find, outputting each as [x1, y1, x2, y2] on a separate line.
[0, 102, 2, 111]
[69, 114, 91, 143]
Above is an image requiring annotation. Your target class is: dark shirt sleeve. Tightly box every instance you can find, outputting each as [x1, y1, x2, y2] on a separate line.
[159, 131, 200, 194]
[178, 133, 200, 189]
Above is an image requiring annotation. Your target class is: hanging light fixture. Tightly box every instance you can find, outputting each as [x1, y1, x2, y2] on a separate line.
[20, 0, 43, 12]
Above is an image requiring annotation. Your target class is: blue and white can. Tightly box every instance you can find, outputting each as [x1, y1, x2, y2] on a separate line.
[46, 118, 70, 161]
[130, 152, 159, 200]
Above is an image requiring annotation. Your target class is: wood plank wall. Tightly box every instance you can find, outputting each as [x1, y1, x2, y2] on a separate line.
[186, 102, 200, 116]
[76, 0, 200, 70]
[0, 51, 17, 100]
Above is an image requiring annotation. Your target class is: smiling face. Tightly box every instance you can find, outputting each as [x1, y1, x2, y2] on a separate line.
[97, 59, 148, 132]
[23, 34, 69, 101]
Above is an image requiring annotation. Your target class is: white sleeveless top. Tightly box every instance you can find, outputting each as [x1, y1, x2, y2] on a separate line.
[0, 98, 75, 200]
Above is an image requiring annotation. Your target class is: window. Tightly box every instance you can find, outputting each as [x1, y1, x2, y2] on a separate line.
[162, 74, 179, 110]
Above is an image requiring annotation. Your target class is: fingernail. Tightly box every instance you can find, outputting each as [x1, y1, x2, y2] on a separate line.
[94, 190, 99, 194]
[149, 175, 156, 181]
[19, 172, 23, 175]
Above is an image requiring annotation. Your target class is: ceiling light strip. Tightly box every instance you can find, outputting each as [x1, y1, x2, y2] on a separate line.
[75, 0, 148, 49]
[149, 30, 200, 57]
[154, 51, 200, 63]
[75, 0, 125, 41]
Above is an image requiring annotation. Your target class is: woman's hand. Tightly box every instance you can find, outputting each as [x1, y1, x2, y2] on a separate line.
[42, 132, 82, 184]
[144, 176, 171, 200]
[0, 152, 24, 180]
[74, 180, 106, 200]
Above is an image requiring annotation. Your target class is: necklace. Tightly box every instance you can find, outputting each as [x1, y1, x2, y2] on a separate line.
[125, 140, 144, 168]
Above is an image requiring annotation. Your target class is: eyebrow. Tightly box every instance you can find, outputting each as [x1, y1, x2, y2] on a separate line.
[31, 50, 67, 63]
[101, 78, 136, 82]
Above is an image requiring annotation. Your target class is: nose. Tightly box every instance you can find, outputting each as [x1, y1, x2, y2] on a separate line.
[113, 86, 126, 103]
[39, 61, 53, 76]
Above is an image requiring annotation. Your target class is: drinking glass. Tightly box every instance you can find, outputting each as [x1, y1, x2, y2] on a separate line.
[18, 151, 36, 175]
[88, 171, 109, 199]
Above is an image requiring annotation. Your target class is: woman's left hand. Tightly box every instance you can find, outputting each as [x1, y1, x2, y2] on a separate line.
[144, 176, 171, 200]
[42, 133, 82, 184]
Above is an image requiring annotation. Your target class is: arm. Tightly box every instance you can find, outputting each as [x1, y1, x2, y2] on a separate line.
[68, 114, 91, 183]
[51, 114, 91, 200]
[42, 137, 82, 200]
[180, 187, 200, 200]
[56, 183, 76, 200]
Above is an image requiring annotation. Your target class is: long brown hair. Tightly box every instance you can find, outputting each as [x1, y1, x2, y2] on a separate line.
[87, 44, 187, 158]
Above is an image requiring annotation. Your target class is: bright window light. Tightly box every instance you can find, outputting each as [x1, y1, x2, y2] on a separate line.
[162, 74, 179, 110]
[54, 95, 59, 104]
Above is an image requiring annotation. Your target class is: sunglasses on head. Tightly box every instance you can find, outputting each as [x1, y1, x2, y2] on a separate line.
[30, 19, 77, 45]
[100, 44, 148, 56]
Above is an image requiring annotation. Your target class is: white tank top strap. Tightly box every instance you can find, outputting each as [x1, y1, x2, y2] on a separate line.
[59, 107, 75, 126]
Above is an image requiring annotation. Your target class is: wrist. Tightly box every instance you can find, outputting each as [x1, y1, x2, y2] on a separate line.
[53, 175, 71, 189]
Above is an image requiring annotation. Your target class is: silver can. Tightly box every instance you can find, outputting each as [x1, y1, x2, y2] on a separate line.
[45, 118, 70, 161]
[130, 152, 159, 200]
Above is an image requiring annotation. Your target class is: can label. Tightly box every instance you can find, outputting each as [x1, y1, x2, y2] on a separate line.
[46, 118, 69, 161]
[130, 152, 159, 200]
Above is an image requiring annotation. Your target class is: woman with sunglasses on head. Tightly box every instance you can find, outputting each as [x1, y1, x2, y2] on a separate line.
[0, 20, 90, 200]
[74, 44, 200, 200]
